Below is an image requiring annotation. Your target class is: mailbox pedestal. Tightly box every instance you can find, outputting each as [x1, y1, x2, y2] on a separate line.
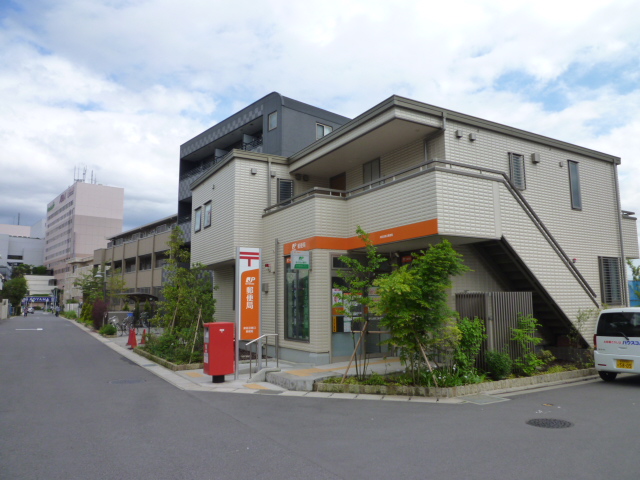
[203, 322, 235, 383]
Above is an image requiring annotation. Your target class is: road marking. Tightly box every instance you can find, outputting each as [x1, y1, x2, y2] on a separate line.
[16, 328, 44, 331]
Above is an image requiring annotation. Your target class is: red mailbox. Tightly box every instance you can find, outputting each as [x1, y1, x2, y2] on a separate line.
[203, 322, 235, 383]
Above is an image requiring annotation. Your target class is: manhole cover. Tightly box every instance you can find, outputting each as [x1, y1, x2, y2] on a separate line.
[109, 379, 147, 385]
[526, 418, 573, 429]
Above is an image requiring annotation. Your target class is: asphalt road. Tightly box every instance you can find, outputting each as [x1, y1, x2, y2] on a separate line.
[2, 313, 640, 480]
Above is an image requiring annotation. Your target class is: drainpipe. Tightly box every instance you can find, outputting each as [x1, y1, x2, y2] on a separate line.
[267, 157, 272, 207]
[274, 238, 279, 338]
[613, 163, 628, 306]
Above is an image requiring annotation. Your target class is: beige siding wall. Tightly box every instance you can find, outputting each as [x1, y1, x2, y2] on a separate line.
[124, 242, 137, 259]
[154, 231, 172, 252]
[449, 244, 505, 310]
[138, 237, 154, 255]
[233, 159, 268, 250]
[212, 265, 235, 323]
[347, 174, 437, 234]
[152, 269, 163, 287]
[427, 133, 446, 160]
[622, 217, 639, 259]
[191, 161, 237, 266]
[344, 139, 425, 191]
[123, 272, 136, 289]
[436, 171, 499, 239]
[442, 119, 627, 308]
[137, 270, 152, 286]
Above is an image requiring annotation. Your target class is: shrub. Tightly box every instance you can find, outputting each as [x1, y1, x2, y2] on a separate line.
[99, 324, 117, 336]
[80, 303, 93, 325]
[511, 314, 545, 376]
[144, 331, 204, 364]
[454, 316, 487, 375]
[485, 351, 512, 380]
[63, 311, 78, 319]
[92, 299, 108, 330]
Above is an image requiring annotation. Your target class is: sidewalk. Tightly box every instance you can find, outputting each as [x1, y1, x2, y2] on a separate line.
[71, 319, 599, 404]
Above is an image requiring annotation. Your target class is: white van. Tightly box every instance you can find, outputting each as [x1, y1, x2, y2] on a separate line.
[593, 307, 640, 381]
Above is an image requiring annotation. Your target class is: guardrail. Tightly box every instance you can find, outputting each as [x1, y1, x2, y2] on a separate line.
[246, 333, 279, 376]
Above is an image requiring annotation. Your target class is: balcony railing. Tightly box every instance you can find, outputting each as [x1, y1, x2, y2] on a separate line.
[264, 160, 431, 214]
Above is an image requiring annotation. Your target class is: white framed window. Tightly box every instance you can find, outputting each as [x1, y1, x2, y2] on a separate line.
[278, 179, 294, 204]
[203, 202, 212, 228]
[509, 153, 526, 190]
[316, 123, 333, 139]
[194, 207, 202, 232]
[268, 111, 278, 131]
[599, 256, 623, 305]
[568, 160, 582, 210]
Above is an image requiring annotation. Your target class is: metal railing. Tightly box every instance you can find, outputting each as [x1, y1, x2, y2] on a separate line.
[246, 333, 279, 376]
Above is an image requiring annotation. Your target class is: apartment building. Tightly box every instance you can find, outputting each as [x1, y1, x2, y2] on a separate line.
[45, 181, 124, 292]
[178, 92, 350, 243]
[63, 255, 94, 304]
[93, 215, 177, 302]
[188, 94, 638, 364]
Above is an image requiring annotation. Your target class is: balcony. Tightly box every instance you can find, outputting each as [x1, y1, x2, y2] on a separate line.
[179, 139, 264, 201]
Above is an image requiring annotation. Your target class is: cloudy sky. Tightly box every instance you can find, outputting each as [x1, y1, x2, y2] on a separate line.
[1, 0, 639, 237]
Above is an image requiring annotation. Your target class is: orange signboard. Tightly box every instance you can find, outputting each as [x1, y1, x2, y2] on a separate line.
[283, 219, 438, 255]
[237, 248, 261, 341]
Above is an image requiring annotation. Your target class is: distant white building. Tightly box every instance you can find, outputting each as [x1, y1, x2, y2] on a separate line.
[0, 220, 46, 278]
[45, 181, 124, 294]
[23, 274, 57, 309]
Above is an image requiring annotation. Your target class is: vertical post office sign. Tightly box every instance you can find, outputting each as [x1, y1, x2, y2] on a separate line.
[236, 247, 261, 341]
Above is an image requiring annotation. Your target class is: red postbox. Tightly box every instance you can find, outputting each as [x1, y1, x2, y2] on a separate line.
[203, 322, 235, 383]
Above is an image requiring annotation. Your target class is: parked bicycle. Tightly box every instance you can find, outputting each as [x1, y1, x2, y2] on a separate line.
[109, 315, 130, 336]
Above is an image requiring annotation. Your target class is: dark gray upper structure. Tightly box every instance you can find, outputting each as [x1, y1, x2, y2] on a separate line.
[177, 92, 350, 240]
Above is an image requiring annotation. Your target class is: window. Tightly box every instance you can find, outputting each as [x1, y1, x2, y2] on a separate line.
[203, 202, 212, 228]
[316, 123, 333, 139]
[125, 258, 136, 273]
[285, 257, 309, 341]
[363, 158, 381, 187]
[155, 252, 167, 268]
[139, 255, 152, 271]
[194, 207, 202, 232]
[509, 153, 526, 190]
[599, 257, 623, 305]
[278, 179, 294, 204]
[597, 311, 640, 338]
[268, 111, 278, 131]
[568, 160, 582, 210]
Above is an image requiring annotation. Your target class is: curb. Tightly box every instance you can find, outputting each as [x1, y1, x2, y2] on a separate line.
[315, 368, 598, 397]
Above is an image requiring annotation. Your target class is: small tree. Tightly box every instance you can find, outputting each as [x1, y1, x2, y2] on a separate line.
[510, 313, 544, 376]
[11, 264, 33, 278]
[149, 227, 216, 363]
[453, 316, 487, 378]
[1, 276, 28, 314]
[374, 240, 469, 384]
[74, 268, 104, 302]
[628, 259, 640, 304]
[333, 226, 387, 381]
[105, 268, 127, 309]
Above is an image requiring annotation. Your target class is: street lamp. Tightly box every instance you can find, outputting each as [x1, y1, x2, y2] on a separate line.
[94, 269, 108, 326]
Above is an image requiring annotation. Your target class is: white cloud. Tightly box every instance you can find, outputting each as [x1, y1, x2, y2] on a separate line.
[0, 0, 639, 242]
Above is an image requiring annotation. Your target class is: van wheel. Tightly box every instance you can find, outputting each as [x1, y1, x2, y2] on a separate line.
[598, 371, 618, 382]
